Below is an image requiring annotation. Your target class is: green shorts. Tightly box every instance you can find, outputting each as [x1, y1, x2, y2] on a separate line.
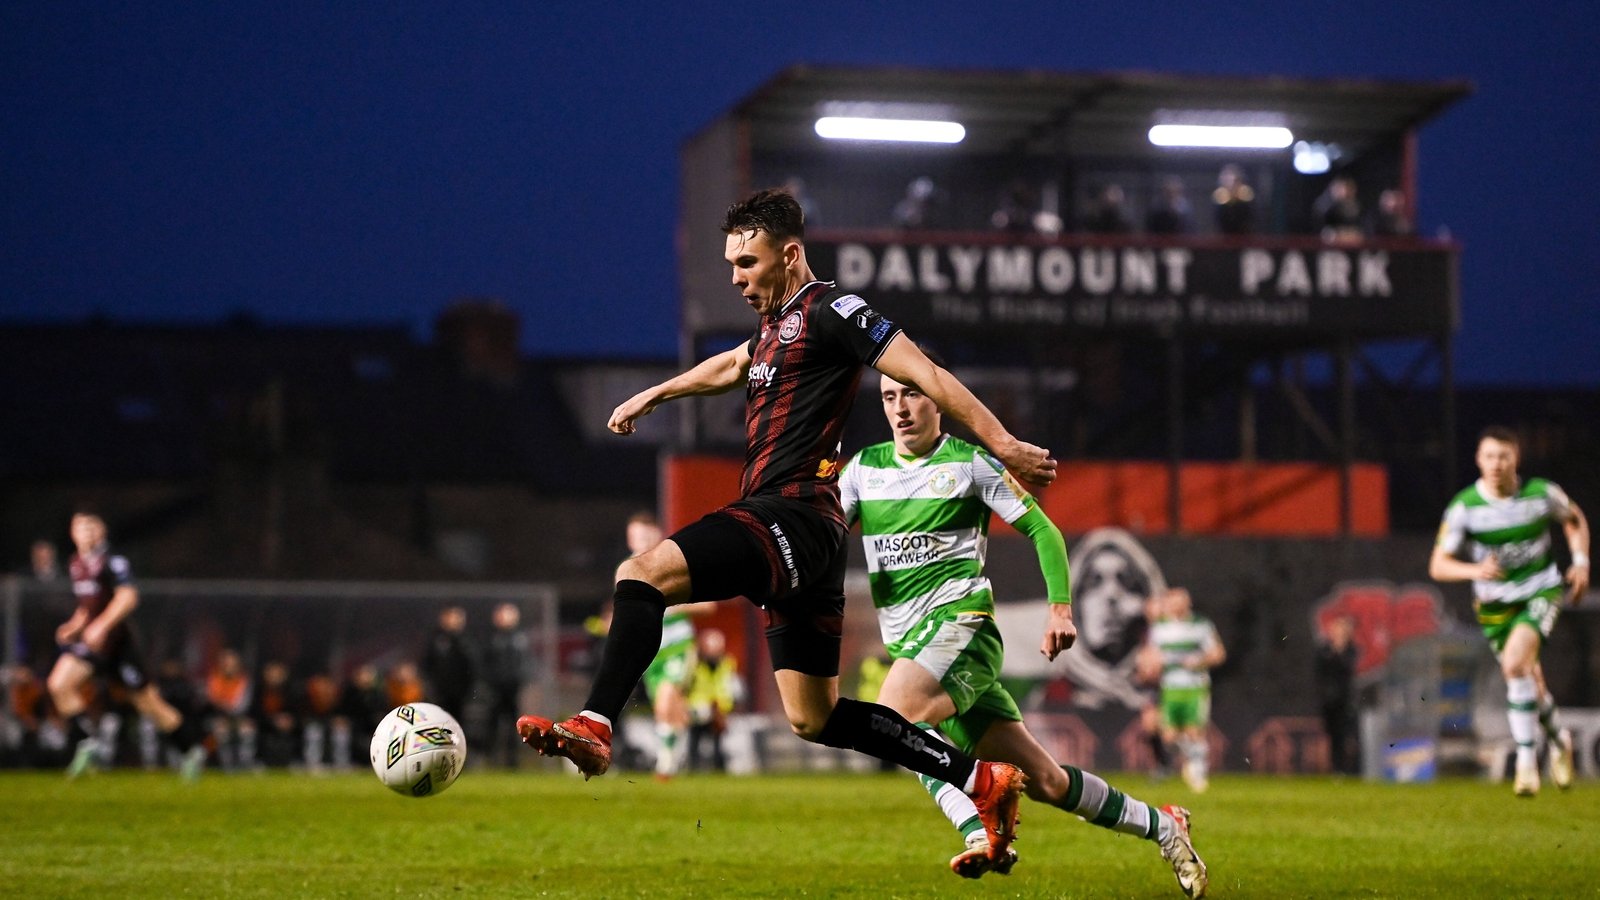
[643, 646, 695, 702]
[894, 611, 1021, 753]
[1476, 588, 1561, 654]
[1160, 687, 1211, 730]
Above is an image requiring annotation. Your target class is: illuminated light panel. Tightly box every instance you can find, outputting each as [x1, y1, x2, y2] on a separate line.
[1148, 124, 1294, 149]
[814, 116, 965, 144]
[1293, 141, 1332, 174]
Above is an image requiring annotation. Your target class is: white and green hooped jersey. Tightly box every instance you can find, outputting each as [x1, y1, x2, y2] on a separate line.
[1149, 615, 1221, 692]
[658, 609, 695, 658]
[1436, 478, 1574, 606]
[839, 436, 1034, 654]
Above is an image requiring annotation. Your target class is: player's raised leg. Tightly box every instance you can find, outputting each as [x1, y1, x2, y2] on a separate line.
[47, 654, 103, 778]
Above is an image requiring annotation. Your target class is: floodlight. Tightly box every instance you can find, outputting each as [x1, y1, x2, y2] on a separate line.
[1148, 124, 1294, 149]
[814, 117, 965, 144]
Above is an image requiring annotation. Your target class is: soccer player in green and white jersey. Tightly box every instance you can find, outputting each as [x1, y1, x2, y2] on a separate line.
[1430, 427, 1590, 796]
[1148, 587, 1226, 793]
[839, 362, 1208, 898]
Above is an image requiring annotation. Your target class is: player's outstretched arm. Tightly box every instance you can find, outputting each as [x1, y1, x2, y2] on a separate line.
[873, 335, 1056, 487]
[1004, 505, 1076, 659]
[1562, 500, 1590, 601]
[609, 343, 753, 435]
[1428, 545, 1502, 583]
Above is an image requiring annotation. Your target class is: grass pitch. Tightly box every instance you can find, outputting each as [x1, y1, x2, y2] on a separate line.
[4, 768, 1597, 898]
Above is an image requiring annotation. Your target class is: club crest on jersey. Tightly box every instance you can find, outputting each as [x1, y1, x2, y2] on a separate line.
[816, 457, 840, 479]
[778, 310, 804, 343]
[927, 468, 958, 496]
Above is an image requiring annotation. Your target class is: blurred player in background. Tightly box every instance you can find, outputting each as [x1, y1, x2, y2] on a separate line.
[1430, 426, 1589, 796]
[519, 188, 1055, 860]
[46, 509, 206, 780]
[624, 511, 717, 781]
[1150, 588, 1225, 794]
[1135, 594, 1174, 778]
[839, 363, 1207, 897]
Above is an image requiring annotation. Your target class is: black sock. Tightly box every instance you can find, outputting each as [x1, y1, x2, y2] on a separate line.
[163, 714, 199, 753]
[582, 580, 666, 722]
[69, 714, 96, 744]
[815, 697, 976, 787]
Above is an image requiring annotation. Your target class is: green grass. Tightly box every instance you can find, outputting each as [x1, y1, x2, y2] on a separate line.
[3, 768, 1598, 898]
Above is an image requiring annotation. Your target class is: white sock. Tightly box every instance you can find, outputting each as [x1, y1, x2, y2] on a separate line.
[1506, 676, 1539, 764]
[1059, 765, 1162, 840]
[914, 726, 984, 839]
[578, 710, 613, 731]
[655, 722, 681, 776]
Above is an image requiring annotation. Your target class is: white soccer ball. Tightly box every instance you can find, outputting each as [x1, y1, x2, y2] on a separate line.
[370, 702, 467, 797]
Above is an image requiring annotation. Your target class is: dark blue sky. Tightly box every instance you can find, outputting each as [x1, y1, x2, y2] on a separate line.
[3, 2, 1596, 385]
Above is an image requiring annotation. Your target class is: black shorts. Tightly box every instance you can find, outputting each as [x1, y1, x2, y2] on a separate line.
[64, 624, 150, 691]
[672, 495, 848, 678]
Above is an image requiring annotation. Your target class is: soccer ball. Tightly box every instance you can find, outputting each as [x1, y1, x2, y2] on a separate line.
[370, 702, 467, 797]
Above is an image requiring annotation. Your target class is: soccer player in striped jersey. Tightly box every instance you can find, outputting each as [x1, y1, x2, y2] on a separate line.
[839, 365, 1207, 897]
[1430, 427, 1590, 796]
[519, 189, 1054, 859]
[48, 509, 207, 780]
[1148, 588, 1225, 794]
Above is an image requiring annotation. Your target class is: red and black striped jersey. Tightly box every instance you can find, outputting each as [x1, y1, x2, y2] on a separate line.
[69, 546, 134, 619]
[741, 281, 901, 522]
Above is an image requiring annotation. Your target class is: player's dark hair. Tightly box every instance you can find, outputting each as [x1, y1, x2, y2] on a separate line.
[69, 504, 105, 523]
[1479, 426, 1519, 448]
[722, 188, 805, 242]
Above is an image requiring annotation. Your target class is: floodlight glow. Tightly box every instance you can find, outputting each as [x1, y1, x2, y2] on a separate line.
[1293, 141, 1332, 174]
[1148, 124, 1294, 149]
[814, 116, 965, 144]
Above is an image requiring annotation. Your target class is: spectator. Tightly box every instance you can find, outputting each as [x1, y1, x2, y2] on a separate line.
[5, 664, 48, 766]
[1370, 188, 1413, 236]
[1315, 615, 1360, 775]
[1212, 164, 1256, 234]
[1085, 184, 1134, 234]
[782, 175, 820, 227]
[991, 181, 1040, 233]
[423, 605, 477, 720]
[892, 176, 948, 230]
[206, 649, 255, 770]
[1314, 176, 1363, 243]
[386, 661, 425, 708]
[483, 602, 531, 767]
[250, 660, 299, 768]
[1145, 177, 1193, 235]
[29, 539, 61, 580]
[335, 664, 386, 766]
[686, 628, 743, 772]
[301, 671, 341, 770]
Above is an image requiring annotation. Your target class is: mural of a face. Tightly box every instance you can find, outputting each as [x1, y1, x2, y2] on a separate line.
[1076, 541, 1161, 664]
[1059, 528, 1167, 709]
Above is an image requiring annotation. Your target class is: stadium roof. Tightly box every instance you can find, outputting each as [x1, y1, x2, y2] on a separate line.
[729, 66, 1473, 160]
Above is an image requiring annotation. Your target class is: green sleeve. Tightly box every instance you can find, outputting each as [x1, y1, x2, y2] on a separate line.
[1011, 504, 1071, 604]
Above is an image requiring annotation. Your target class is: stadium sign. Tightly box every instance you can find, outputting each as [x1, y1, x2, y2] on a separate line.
[804, 237, 1457, 339]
